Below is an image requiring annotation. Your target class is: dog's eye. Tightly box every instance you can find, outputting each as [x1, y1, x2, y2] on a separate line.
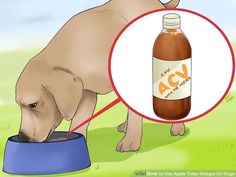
[28, 102, 38, 109]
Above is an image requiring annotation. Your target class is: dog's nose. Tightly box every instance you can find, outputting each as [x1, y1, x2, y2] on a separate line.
[18, 131, 30, 142]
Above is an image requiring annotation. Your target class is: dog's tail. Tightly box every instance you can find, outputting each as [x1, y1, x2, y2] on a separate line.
[163, 0, 180, 8]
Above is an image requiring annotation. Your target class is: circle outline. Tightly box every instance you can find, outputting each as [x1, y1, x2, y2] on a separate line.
[108, 8, 235, 124]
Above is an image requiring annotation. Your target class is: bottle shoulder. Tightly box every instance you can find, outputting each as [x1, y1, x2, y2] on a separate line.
[153, 28, 191, 60]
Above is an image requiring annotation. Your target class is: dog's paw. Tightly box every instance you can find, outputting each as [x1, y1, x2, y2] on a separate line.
[170, 123, 185, 136]
[116, 136, 140, 152]
[117, 121, 127, 133]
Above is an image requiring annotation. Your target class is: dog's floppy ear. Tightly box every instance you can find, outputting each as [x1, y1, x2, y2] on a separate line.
[43, 67, 83, 120]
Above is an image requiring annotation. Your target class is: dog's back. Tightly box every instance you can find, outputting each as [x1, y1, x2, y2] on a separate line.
[23, 0, 180, 94]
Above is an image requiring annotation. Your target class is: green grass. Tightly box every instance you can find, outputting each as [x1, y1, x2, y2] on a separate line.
[0, 48, 236, 177]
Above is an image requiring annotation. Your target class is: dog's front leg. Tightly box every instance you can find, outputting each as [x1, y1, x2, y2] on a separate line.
[69, 90, 97, 139]
[116, 110, 143, 152]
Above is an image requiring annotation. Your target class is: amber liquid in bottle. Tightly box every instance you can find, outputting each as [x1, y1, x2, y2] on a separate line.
[153, 14, 191, 120]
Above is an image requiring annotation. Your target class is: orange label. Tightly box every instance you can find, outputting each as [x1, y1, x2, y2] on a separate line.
[153, 58, 191, 100]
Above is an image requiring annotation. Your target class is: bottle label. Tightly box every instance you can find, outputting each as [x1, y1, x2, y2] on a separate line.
[153, 57, 191, 100]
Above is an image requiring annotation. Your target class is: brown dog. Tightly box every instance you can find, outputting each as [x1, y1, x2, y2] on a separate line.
[16, 0, 185, 152]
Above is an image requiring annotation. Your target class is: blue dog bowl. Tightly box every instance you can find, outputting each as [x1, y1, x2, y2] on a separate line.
[2, 132, 91, 175]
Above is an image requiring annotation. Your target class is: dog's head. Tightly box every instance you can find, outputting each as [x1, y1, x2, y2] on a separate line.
[16, 60, 83, 142]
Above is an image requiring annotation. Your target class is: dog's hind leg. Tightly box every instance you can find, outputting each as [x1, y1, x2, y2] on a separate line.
[170, 123, 186, 136]
[69, 90, 97, 139]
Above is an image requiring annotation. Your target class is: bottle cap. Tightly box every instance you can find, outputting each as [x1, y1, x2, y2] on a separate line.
[163, 13, 181, 29]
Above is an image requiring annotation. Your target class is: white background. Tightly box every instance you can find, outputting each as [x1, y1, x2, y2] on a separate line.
[110, 10, 234, 122]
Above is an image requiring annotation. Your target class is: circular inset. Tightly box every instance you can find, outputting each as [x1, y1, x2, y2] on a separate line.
[109, 9, 235, 123]
[3, 132, 91, 175]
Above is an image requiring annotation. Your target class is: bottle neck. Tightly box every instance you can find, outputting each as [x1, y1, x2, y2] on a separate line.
[163, 27, 181, 32]
[163, 24, 180, 30]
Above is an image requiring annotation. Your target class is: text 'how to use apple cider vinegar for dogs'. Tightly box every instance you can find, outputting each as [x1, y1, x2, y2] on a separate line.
[153, 13, 192, 120]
